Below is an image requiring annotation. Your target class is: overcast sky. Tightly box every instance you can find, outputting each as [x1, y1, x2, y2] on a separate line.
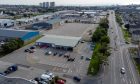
[0, 0, 140, 6]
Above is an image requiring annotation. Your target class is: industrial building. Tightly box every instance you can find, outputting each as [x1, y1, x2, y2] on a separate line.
[32, 22, 52, 30]
[36, 35, 81, 50]
[47, 18, 64, 29]
[32, 18, 63, 30]
[0, 29, 39, 42]
[0, 19, 15, 28]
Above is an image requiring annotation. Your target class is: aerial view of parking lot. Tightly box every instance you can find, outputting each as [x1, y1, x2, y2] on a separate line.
[0, 0, 123, 84]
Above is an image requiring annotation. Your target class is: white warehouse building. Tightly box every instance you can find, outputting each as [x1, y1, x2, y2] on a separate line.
[36, 35, 81, 51]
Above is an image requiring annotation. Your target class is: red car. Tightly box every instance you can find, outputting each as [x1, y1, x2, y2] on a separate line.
[56, 80, 65, 84]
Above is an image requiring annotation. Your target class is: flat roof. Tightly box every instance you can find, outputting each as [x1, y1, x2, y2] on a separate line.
[0, 29, 38, 38]
[36, 35, 81, 47]
[47, 18, 62, 24]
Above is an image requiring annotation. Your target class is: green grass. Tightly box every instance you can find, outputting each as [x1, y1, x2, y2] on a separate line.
[135, 62, 140, 74]
[121, 25, 131, 43]
[115, 13, 131, 43]
[87, 44, 100, 75]
[24, 35, 43, 46]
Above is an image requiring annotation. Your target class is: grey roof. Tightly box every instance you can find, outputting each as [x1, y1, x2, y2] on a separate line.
[47, 18, 62, 24]
[0, 75, 34, 84]
[36, 35, 81, 47]
[0, 29, 37, 38]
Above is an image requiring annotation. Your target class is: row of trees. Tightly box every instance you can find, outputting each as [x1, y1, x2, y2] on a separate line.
[88, 18, 110, 75]
[1, 39, 24, 54]
[115, 14, 123, 26]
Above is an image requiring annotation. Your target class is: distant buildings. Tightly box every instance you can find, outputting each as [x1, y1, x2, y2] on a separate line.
[39, 2, 55, 8]
[50, 2, 55, 8]
[0, 19, 15, 28]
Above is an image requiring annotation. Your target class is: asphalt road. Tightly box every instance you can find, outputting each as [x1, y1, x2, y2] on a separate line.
[102, 10, 140, 84]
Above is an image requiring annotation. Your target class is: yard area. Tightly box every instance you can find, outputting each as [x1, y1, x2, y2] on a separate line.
[42, 23, 92, 37]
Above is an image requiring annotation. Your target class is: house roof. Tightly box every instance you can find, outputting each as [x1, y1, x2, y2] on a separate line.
[36, 35, 81, 47]
[0, 29, 38, 38]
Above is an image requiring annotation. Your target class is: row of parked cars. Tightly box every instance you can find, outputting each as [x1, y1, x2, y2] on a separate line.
[31, 71, 66, 84]
[0, 65, 18, 76]
[45, 51, 75, 62]
[24, 46, 36, 53]
[31, 72, 55, 84]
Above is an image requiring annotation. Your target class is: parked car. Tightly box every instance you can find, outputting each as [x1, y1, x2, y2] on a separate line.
[30, 46, 36, 49]
[73, 76, 81, 82]
[81, 56, 84, 59]
[81, 41, 85, 43]
[64, 54, 70, 58]
[85, 57, 91, 61]
[41, 72, 54, 81]
[29, 49, 35, 53]
[41, 74, 51, 81]
[45, 51, 52, 55]
[53, 52, 57, 56]
[59, 52, 63, 57]
[24, 49, 30, 52]
[0, 72, 6, 76]
[67, 58, 75, 62]
[57, 79, 65, 84]
[4, 65, 18, 75]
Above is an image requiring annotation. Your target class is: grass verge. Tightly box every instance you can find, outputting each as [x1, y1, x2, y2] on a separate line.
[121, 25, 131, 43]
[87, 18, 110, 75]
[24, 35, 43, 46]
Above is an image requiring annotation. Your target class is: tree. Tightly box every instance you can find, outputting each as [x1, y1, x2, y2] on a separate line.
[100, 36, 110, 44]
[1, 39, 24, 53]
[124, 24, 130, 30]
[99, 18, 109, 29]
